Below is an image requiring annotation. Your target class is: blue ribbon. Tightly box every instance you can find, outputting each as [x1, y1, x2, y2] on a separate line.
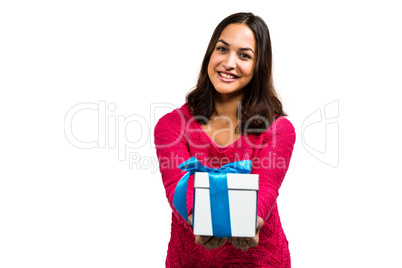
[173, 156, 252, 238]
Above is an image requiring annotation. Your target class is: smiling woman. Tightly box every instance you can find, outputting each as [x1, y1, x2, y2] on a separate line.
[154, 12, 296, 267]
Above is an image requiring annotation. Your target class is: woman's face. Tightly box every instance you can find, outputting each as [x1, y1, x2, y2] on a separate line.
[208, 23, 256, 98]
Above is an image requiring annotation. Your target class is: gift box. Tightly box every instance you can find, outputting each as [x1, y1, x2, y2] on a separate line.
[192, 172, 259, 238]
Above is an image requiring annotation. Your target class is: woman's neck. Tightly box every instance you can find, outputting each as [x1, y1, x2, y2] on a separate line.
[213, 91, 243, 119]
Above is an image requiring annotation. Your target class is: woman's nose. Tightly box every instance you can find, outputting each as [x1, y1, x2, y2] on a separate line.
[223, 53, 237, 70]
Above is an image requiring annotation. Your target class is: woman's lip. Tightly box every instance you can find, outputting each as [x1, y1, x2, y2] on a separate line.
[217, 72, 238, 82]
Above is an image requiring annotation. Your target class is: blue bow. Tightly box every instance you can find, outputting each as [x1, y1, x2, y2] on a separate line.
[173, 156, 252, 238]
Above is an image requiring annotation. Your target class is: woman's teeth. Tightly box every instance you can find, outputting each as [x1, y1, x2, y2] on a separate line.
[220, 72, 236, 79]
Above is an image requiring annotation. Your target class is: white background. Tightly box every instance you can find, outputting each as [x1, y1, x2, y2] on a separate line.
[1, 0, 401, 267]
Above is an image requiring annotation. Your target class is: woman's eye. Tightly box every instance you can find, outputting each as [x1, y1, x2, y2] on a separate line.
[217, 46, 227, 52]
[240, 53, 251, 59]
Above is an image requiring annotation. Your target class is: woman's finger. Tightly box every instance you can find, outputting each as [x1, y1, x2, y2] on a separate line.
[238, 238, 250, 251]
[203, 237, 218, 250]
[195, 235, 212, 246]
[204, 237, 226, 250]
[228, 237, 238, 248]
[246, 235, 259, 248]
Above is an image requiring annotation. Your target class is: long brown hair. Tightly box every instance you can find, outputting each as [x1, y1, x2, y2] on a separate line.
[186, 12, 286, 135]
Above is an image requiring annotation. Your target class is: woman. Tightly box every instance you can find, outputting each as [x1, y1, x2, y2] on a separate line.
[154, 12, 295, 267]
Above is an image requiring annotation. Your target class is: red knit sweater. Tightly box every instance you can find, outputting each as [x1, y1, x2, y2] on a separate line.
[154, 103, 296, 268]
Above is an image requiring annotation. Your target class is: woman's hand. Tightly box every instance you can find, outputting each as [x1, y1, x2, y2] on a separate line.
[227, 216, 264, 251]
[188, 214, 228, 250]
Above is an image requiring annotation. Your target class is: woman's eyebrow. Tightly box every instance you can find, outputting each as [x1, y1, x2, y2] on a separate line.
[217, 39, 230, 46]
[217, 39, 255, 55]
[240, 47, 255, 55]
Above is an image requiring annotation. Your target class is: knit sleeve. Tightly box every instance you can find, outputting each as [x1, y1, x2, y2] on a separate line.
[252, 117, 296, 222]
[154, 109, 193, 229]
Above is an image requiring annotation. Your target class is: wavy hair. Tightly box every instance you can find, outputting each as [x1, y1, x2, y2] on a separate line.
[185, 12, 286, 135]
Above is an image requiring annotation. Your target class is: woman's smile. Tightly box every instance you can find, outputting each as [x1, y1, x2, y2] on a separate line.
[218, 71, 239, 82]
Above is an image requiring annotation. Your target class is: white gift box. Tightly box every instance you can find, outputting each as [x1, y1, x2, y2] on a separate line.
[192, 172, 259, 237]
